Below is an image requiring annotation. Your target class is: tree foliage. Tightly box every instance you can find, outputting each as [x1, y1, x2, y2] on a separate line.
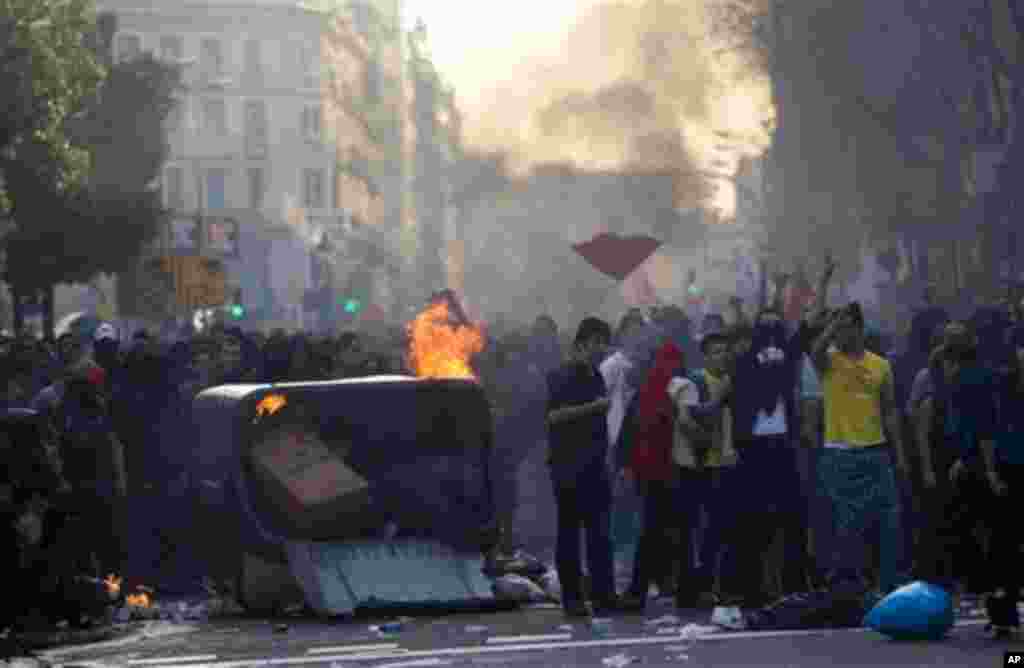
[2, 5, 180, 321]
[0, 0, 105, 211]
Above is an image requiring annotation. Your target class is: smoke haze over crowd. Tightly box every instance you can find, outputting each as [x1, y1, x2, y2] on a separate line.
[407, 0, 775, 219]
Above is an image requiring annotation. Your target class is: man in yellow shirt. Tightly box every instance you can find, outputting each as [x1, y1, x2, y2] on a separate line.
[811, 302, 908, 595]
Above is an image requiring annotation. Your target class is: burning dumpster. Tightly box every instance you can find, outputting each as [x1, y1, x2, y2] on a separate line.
[191, 375, 499, 616]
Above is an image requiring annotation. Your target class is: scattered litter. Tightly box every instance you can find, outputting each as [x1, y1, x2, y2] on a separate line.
[556, 624, 574, 632]
[601, 652, 638, 668]
[679, 623, 719, 638]
[371, 622, 404, 634]
[664, 645, 692, 652]
[376, 659, 452, 668]
[7, 659, 46, 668]
[645, 614, 681, 626]
[272, 624, 290, 634]
[670, 654, 690, 661]
[491, 574, 548, 603]
[464, 625, 489, 633]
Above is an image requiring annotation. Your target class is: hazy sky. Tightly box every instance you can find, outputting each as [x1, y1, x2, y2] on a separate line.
[400, 0, 598, 112]
[398, 0, 775, 219]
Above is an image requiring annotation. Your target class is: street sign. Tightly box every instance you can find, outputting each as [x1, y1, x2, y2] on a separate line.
[162, 255, 227, 309]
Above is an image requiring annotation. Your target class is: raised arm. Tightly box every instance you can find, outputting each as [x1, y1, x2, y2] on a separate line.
[810, 252, 837, 324]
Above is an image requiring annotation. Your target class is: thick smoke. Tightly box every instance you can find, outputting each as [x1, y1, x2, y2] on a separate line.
[459, 0, 774, 219]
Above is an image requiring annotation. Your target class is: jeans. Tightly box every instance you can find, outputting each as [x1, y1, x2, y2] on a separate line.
[916, 465, 996, 593]
[629, 477, 682, 600]
[817, 446, 905, 592]
[551, 464, 615, 606]
[723, 436, 810, 600]
[987, 463, 1024, 625]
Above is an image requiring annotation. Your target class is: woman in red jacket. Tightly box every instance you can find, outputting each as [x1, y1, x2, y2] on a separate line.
[623, 339, 687, 610]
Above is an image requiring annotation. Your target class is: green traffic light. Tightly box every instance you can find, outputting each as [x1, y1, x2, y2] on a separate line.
[229, 304, 245, 319]
[343, 299, 362, 314]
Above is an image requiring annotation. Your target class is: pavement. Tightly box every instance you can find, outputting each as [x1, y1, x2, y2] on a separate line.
[32, 598, 1019, 668]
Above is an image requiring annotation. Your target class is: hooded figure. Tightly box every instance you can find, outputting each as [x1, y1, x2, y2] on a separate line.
[730, 309, 811, 440]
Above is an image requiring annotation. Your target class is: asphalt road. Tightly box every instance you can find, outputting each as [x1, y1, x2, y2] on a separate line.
[38, 598, 1017, 668]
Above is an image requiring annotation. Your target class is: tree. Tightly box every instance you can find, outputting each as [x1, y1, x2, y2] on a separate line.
[2, 7, 180, 335]
[0, 0, 104, 212]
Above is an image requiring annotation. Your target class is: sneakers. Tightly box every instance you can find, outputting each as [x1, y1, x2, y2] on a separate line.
[711, 605, 747, 630]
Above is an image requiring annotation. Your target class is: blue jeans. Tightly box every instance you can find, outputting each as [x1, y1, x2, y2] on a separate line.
[817, 446, 905, 592]
[551, 464, 615, 606]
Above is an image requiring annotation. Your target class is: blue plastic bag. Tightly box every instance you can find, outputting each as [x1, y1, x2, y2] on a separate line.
[863, 581, 955, 641]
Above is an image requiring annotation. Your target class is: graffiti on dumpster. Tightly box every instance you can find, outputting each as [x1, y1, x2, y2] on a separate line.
[251, 424, 368, 506]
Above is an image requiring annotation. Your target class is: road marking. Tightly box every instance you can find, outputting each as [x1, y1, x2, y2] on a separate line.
[486, 633, 572, 644]
[305, 643, 402, 655]
[129, 656, 219, 665]
[93, 619, 993, 668]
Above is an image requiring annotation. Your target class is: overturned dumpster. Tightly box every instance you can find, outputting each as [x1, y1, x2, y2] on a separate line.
[191, 376, 499, 616]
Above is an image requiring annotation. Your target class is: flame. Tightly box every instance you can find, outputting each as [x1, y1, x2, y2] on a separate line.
[126, 591, 152, 608]
[256, 393, 288, 418]
[104, 574, 122, 597]
[406, 301, 485, 379]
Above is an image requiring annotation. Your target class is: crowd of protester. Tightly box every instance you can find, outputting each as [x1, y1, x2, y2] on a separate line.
[3, 270, 1024, 641]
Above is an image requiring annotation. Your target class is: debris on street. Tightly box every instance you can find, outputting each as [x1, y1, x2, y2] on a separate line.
[644, 614, 680, 627]
[601, 652, 638, 667]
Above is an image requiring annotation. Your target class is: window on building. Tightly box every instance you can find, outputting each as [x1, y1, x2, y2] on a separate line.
[302, 168, 325, 209]
[159, 35, 183, 63]
[201, 98, 227, 136]
[206, 168, 228, 209]
[164, 100, 185, 134]
[164, 166, 184, 210]
[301, 105, 322, 143]
[116, 34, 141, 63]
[365, 59, 381, 103]
[248, 167, 266, 209]
[200, 37, 224, 81]
[298, 43, 318, 90]
[244, 39, 263, 84]
[244, 100, 268, 157]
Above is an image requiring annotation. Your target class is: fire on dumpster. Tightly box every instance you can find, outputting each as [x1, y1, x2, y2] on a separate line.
[406, 295, 485, 380]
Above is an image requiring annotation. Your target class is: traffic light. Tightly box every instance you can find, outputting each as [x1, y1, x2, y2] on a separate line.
[229, 288, 245, 319]
[342, 298, 362, 314]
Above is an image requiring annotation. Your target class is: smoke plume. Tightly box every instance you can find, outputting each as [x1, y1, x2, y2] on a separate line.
[458, 0, 774, 220]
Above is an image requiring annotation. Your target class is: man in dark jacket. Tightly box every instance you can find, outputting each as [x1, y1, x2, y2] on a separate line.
[546, 317, 635, 617]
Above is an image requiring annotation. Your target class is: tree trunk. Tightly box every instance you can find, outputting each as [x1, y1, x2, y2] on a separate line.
[42, 284, 55, 341]
[11, 288, 26, 336]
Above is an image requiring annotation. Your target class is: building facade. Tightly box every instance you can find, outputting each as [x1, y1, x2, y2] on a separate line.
[98, 0, 408, 332]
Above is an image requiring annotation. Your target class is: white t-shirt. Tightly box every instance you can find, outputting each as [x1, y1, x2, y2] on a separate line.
[753, 398, 787, 436]
[599, 350, 636, 469]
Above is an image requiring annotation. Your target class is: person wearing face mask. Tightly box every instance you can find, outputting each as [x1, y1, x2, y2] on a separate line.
[812, 301, 908, 597]
[546, 317, 634, 617]
[720, 262, 832, 614]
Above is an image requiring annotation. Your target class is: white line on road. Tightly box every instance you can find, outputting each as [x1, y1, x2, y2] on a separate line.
[94, 619, 992, 668]
[485, 633, 573, 644]
[129, 656, 219, 665]
[304, 643, 402, 655]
